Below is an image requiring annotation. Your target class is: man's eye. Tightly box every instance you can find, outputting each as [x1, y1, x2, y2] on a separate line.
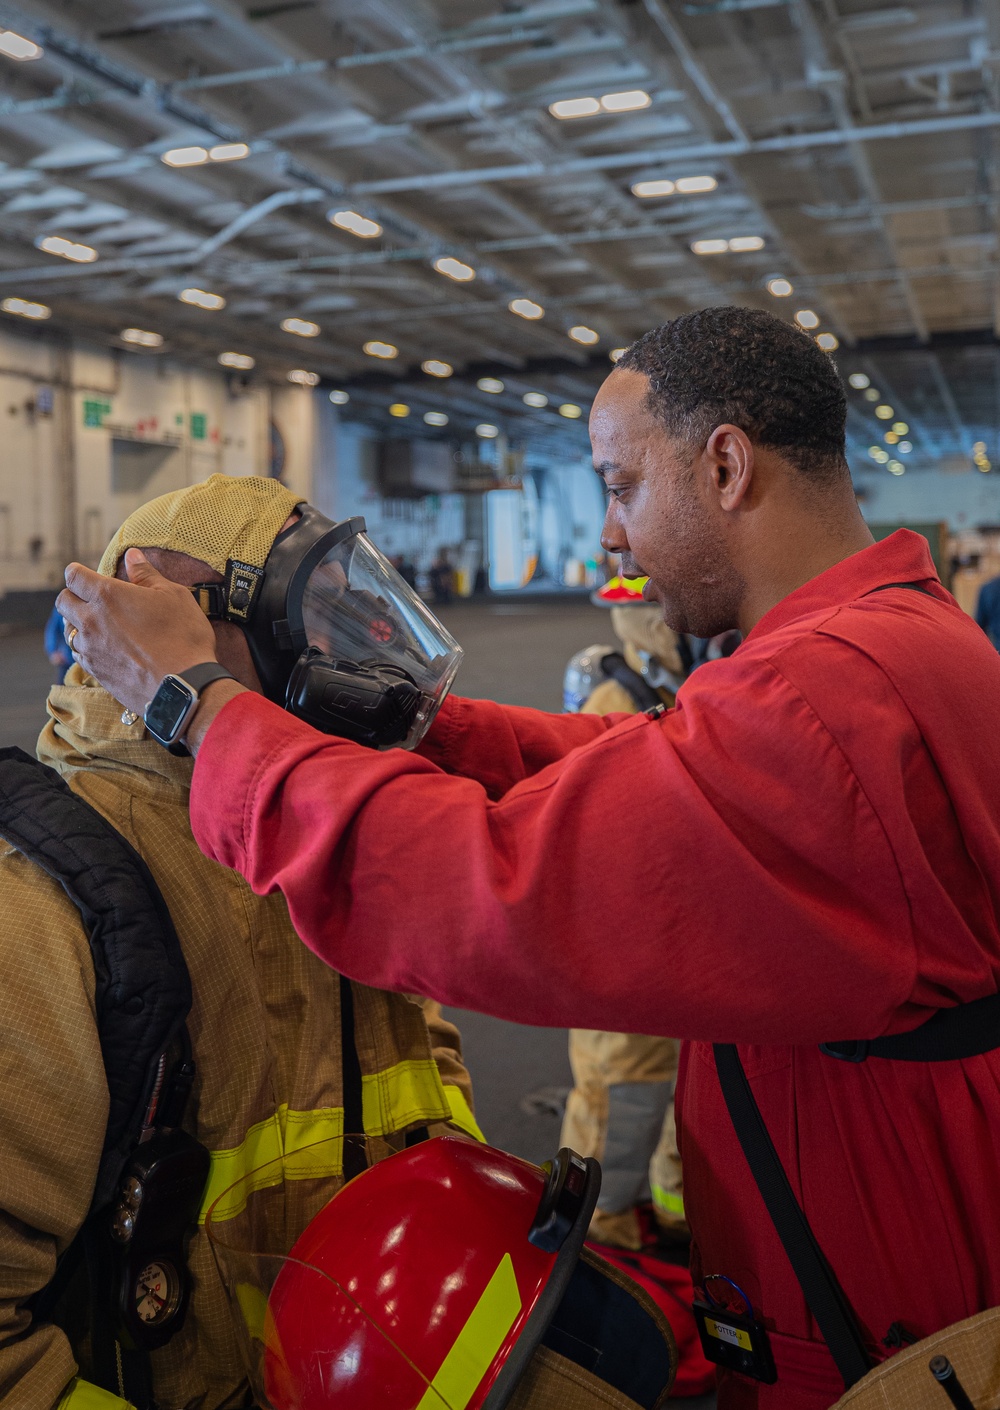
[604, 485, 626, 501]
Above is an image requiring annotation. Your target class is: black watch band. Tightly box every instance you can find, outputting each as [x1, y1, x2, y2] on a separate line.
[144, 662, 236, 755]
[176, 662, 236, 695]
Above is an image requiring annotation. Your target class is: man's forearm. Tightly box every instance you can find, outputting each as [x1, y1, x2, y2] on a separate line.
[183, 678, 248, 755]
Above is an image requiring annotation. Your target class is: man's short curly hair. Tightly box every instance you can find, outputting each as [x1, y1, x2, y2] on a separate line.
[616, 306, 848, 480]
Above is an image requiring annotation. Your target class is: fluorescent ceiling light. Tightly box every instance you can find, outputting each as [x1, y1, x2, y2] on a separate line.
[863, 388, 880, 402]
[477, 377, 504, 394]
[891, 421, 909, 435]
[875, 404, 894, 419]
[330, 209, 382, 239]
[364, 340, 397, 359]
[424, 411, 449, 426]
[549, 96, 601, 119]
[558, 403, 583, 419]
[727, 235, 765, 252]
[794, 309, 820, 329]
[209, 142, 250, 162]
[121, 327, 163, 348]
[282, 317, 320, 337]
[422, 359, 453, 377]
[869, 446, 889, 462]
[887, 461, 905, 475]
[599, 89, 650, 112]
[162, 146, 209, 168]
[632, 179, 675, 198]
[218, 351, 255, 370]
[179, 287, 225, 310]
[816, 332, 839, 351]
[2, 296, 50, 320]
[433, 256, 475, 282]
[389, 403, 410, 418]
[609, 348, 626, 362]
[509, 297, 543, 320]
[569, 325, 599, 345]
[37, 234, 97, 263]
[329, 390, 349, 404]
[523, 392, 548, 407]
[898, 441, 912, 454]
[849, 372, 870, 389]
[0, 29, 42, 60]
[675, 175, 717, 194]
[691, 239, 728, 255]
[476, 423, 499, 438]
[974, 441, 987, 453]
[767, 277, 793, 297]
[288, 369, 320, 386]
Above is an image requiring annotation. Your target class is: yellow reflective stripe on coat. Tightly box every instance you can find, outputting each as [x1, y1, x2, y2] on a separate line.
[201, 1058, 454, 1223]
[651, 1182, 686, 1218]
[57, 1378, 133, 1410]
[416, 1254, 521, 1410]
[443, 1085, 486, 1142]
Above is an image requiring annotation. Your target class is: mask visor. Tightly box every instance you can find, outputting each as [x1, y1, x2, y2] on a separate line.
[300, 532, 462, 750]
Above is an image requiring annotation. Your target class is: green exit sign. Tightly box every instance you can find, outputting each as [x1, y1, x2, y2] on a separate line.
[83, 398, 111, 428]
[190, 412, 207, 440]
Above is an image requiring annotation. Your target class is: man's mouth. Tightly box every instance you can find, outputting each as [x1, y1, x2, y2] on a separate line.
[641, 579, 659, 601]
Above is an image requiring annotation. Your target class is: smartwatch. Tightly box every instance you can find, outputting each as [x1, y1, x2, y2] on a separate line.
[144, 663, 236, 754]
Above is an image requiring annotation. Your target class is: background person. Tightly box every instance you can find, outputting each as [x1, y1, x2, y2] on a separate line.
[60, 308, 1000, 1410]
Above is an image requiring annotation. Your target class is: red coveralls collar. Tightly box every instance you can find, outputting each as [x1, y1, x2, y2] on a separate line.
[745, 528, 941, 644]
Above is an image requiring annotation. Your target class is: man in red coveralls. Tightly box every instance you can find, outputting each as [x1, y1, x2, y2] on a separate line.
[60, 307, 1000, 1410]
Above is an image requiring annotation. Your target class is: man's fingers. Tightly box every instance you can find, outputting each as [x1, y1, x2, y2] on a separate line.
[63, 560, 108, 603]
[123, 548, 170, 589]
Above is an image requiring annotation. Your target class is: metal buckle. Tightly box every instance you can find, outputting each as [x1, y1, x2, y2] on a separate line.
[819, 1040, 869, 1063]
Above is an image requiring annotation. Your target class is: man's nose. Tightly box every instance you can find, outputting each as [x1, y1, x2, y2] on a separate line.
[600, 506, 627, 554]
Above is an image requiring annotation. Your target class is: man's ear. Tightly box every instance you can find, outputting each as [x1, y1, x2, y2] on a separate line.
[705, 424, 754, 511]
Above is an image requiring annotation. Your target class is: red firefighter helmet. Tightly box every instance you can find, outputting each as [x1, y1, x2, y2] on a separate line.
[591, 574, 648, 607]
[262, 1136, 676, 1410]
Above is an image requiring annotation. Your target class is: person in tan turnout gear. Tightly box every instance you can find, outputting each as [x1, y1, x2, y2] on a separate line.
[0, 475, 481, 1410]
[560, 577, 687, 1251]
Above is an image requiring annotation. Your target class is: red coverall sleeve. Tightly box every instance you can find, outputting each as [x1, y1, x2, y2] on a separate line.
[190, 661, 917, 1046]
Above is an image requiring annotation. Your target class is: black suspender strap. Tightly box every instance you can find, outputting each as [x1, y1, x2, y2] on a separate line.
[339, 975, 368, 1182]
[713, 1043, 873, 1389]
[599, 652, 663, 711]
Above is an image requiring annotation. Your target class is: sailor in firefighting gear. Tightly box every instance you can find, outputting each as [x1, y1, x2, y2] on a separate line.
[0, 475, 480, 1410]
[561, 576, 687, 1250]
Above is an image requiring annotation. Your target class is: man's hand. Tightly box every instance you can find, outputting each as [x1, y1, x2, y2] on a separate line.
[57, 550, 220, 717]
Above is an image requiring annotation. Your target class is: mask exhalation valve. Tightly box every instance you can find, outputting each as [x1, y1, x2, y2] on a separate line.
[285, 649, 421, 749]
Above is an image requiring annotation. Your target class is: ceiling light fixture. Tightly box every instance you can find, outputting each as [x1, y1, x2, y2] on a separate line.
[609, 348, 627, 362]
[0, 28, 42, 60]
[121, 327, 163, 348]
[887, 461, 905, 476]
[329, 389, 349, 405]
[891, 421, 909, 435]
[288, 369, 320, 386]
[816, 332, 839, 351]
[863, 388, 880, 402]
[849, 372, 871, 389]
[509, 297, 544, 320]
[599, 89, 651, 112]
[767, 277, 793, 297]
[727, 235, 765, 252]
[422, 359, 453, 377]
[675, 174, 717, 194]
[162, 146, 209, 168]
[281, 317, 320, 337]
[209, 142, 250, 162]
[632, 179, 675, 198]
[389, 403, 410, 418]
[37, 234, 97, 263]
[875, 404, 894, 420]
[433, 256, 475, 282]
[558, 403, 583, 419]
[477, 377, 505, 394]
[364, 340, 397, 359]
[330, 210, 382, 239]
[869, 446, 889, 462]
[795, 309, 820, 329]
[476, 423, 500, 438]
[2, 296, 50, 320]
[569, 325, 599, 345]
[424, 411, 449, 426]
[179, 287, 225, 310]
[883, 431, 898, 445]
[549, 96, 601, 119]
[218, 351, 255, 370]
[691, 239, 729, 255]
[898, 441, 912, 454]
[523, 392, 549, 407]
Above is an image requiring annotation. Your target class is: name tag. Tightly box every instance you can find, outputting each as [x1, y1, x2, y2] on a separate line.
[694, 1299, 777, 1383]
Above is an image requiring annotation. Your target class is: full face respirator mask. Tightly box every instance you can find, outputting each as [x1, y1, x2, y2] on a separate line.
[190, 506, 462, 750]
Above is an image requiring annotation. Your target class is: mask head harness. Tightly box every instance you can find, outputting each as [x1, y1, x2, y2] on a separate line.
[189, 506, 425, 749]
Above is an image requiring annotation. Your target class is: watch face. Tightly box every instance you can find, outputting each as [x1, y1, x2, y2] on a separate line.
[134, 1259, 181, 1325]
[145, 676, 194, 744]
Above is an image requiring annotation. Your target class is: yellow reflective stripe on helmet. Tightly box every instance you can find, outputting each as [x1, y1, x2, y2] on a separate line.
[202, 1059, 454, 1223]
[651, 1183, 686, 1218]
[443, 1085, 486, 1143]
[416, 1253, 522, 1410]
[57, 1378, 133, 1410]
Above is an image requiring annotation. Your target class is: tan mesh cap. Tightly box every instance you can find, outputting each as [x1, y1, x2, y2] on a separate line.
[98, 474, 305, 578]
